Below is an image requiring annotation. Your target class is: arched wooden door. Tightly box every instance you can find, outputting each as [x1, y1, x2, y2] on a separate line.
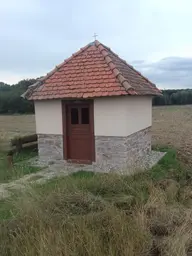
[64, 101, 95, 163]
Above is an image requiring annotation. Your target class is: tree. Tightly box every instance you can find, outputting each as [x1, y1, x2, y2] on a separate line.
[153, 89, 192, 106]
[0, 79, 36, 114]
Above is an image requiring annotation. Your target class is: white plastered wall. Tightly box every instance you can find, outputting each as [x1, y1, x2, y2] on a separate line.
[34, 96, 152, 137]
[34, 100, 63, 135]
[94, 96, 152, 136]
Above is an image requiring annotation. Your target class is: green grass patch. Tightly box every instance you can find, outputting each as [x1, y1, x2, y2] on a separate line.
[0, 148, 40, 183]
[0, 162, 41, 183]
[70, 170, 95, 179]
[13, 148, 37, 163]
[0, 199, 17, 220]
[149, 147, 191, 182]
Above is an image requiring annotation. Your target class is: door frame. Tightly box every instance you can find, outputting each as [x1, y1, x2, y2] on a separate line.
[62, 100, 95, 163]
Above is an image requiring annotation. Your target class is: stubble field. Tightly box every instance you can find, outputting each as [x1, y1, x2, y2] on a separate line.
[152, 105, 192, 167]
[0, 115, 35, 140]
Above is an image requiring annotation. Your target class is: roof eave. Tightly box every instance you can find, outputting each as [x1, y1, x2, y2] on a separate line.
[21, 81, 42, 100]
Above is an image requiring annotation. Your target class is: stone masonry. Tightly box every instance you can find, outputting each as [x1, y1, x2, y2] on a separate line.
[94, 127, 151, 172]
[38, 134, 63, 161]
[37, 127, 151, 173]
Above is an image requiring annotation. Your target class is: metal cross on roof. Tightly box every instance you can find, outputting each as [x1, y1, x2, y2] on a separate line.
[93, 33, 98, 40]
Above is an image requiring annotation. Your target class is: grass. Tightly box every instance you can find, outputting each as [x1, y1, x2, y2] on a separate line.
[0, 149, 40, 183]
[13, 147, 38, 162]
[0, 148, 191, 256]
[0, 120, 40, 183]
[150, 147, 189, 181]
[0, 107, 192, 255]
[0, 123, 40, 183]
[0, 163, 40, 183]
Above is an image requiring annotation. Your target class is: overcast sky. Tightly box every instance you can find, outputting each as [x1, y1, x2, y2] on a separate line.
[1, 0, 192, 89]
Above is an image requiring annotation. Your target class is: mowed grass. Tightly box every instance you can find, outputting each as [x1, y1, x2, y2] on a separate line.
[0, 149, 192, 256]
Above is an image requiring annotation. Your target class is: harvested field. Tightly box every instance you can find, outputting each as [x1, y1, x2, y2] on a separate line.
[152, 105, 192, 167]
[0, 115, 35, 140]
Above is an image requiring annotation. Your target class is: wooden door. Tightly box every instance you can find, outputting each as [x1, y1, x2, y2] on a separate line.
[66, 102, 94, 163]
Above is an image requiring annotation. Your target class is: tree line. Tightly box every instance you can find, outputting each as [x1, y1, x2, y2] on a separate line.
[153, 89, 192, 106]
[0, 79, 36, 114]
[0, 79, 192, 114]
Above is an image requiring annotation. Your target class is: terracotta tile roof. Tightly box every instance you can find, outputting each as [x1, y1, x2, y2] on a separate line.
[23, 40, 161, 100]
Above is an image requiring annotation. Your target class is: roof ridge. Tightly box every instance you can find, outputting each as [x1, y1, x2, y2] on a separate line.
[95, 41, 137, 95]
[98, 42, 161, 93]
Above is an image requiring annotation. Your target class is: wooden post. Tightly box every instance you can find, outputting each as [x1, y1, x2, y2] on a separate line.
[7, 151, 13, 168]
[15, 139, 22, 153]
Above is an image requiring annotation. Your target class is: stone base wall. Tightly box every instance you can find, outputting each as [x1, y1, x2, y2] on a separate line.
[94, 127, 151, 172]
[37, 127, 151, 173]
[38, 134, 63, 161]
[94, 136, 128, 171]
